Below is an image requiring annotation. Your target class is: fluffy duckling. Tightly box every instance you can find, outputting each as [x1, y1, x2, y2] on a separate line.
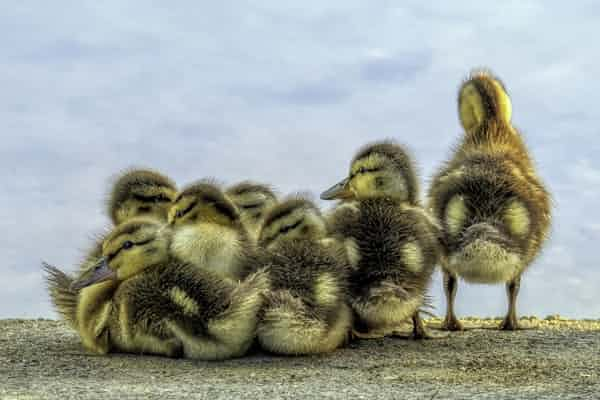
[48, 217, 269, 359]
[108, 168, 177, 225]
[428, 70, 551, 331]
[226, 181, 278, 243]
[168, 180, 254, 280]
[256, 196, 352, 355]
[46, 168, 177, 329]
[321, 141, 440, 339]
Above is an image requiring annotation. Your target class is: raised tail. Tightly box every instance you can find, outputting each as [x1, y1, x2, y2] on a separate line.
[351, 281, 426, 330]
[258, 290, 351, 355]
[43, 262, 78, 329]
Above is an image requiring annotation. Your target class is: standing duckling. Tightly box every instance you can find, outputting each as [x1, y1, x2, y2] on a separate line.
[321, 141, 439, 339]
[256, 197, 352, 355]
[428, 70, 551, 331]
[50, 217, 269, 359]
[168, 180, 254, 280]
[226, 181, 278, 243]
[45, 168, 177, 330]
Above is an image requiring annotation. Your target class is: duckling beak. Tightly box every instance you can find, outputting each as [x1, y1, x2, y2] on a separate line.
[70, 257, 116, 290]
[320, 178, 353, 200]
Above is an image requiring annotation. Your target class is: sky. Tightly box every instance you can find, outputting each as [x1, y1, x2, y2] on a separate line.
[1, 1, 599, 319]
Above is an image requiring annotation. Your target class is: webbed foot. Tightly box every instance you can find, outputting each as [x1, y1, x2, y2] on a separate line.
[441, 315, 464, 331]
[499, 315, 520, 331]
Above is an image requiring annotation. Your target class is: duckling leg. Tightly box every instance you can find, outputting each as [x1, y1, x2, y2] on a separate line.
[499, 276, 521, 330]
[411, 312, 431, 339]
[441, 270, 463, 331]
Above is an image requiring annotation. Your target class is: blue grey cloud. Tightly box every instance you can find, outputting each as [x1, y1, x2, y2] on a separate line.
[360, 51, 432, 83]
[0, 1, 599, 319]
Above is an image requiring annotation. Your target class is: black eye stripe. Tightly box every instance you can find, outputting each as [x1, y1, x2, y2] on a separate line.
[279, 219, 302, 234]
[176, 201, 198, 218]
[106, 238, 154, 261]
[351, 166, 382, 178]
[133, 193, 171, 203]
[240, 203, 262, 210]
[213, 202, 237, 221]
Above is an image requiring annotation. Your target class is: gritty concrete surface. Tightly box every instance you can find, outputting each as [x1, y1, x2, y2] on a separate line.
[1, 317, 599, 399]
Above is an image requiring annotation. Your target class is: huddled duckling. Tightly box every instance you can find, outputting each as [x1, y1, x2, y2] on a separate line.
[46, 168, 177, 330]
[48, 217, 269, 359]
[428, 69, 551, 331]
[256, 196, 352, 355]
[226, 181, 278, 243]
[168, 180, 254, 280]
[321, 141, 440, 339]
[108, 168, 177, 225]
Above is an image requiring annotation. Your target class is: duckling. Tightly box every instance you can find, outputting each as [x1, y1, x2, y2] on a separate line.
[427, 69, 551, 331]
[321, 141, 440, 339]
[226, 181, 278, 243]
[256, 196, 352, 355]
[108, 168, 177, 225]
[168, 180, 253, 280]
[49, 217, 269, 359]
[45, 168, 177, 328]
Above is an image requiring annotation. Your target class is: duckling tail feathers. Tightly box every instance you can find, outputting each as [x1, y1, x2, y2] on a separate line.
[258, 290, 351, 355]
[43, 262, 78, 329]
[207, 268, 270, 342]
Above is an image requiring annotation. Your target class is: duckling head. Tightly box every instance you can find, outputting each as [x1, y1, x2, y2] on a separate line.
[71, 218, 170, 289]
[320, 141, 418, 203]
[226, 181, 278, 238]
[168, 180, 249, 275]
[258, 196, 326, 250]
[169, 180, 242, 229]
[108, 168, 177, 225]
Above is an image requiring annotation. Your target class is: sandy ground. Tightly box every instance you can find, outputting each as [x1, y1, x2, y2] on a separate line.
[1, 317, 599, 400]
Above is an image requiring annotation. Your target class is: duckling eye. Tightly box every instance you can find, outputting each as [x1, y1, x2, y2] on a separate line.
[122, 240, 134, 250]
[358, 167, 366, 174]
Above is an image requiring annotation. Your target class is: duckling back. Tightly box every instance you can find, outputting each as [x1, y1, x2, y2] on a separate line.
[330, 199, 439, 331]
[256, 197, 353, 355]
[428, 69, 551, 331]
[259, 240, 352, 355]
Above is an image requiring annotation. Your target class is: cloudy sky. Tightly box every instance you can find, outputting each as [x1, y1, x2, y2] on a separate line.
[2, 2, 599, 319]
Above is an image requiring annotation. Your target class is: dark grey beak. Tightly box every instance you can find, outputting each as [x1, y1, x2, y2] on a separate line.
[320, 177, 352, 201]
[70, 257, 115, 290]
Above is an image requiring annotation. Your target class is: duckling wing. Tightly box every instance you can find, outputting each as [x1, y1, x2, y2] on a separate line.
[109, 267, 220, 358]
[43, 262, 78, 330]
[326, 201, 360, 236]
[165, 267, 269, 360]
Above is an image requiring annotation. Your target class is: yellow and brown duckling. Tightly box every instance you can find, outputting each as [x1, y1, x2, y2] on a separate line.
[168, 180, 254, 280]
[321, 141, 440, 339]
[47, 217, 269, 359]
[226, 181, 278, 243]
[46, 168, 177, 329]
[255, 196, 352, 355]
[428, 69, 551, 331]
[108, 168, 177, 225]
